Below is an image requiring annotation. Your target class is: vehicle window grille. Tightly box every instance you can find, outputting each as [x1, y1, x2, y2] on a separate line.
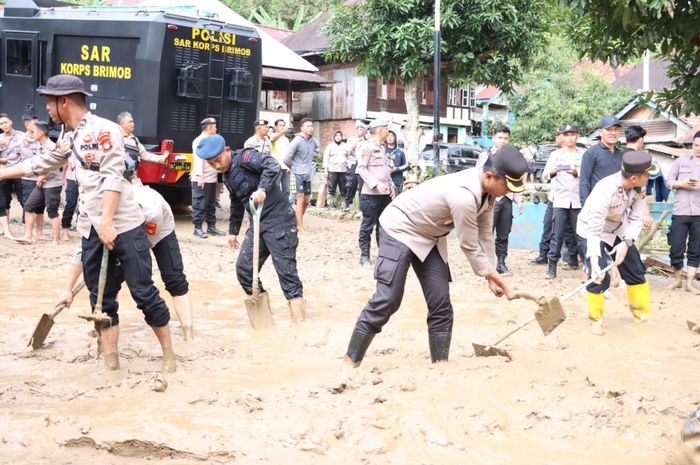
[6, 39, 32, 76]
[173, 46, 199, 67]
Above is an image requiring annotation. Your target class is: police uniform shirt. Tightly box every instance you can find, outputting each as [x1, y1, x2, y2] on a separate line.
[224, 149, 294, 236]
[243, 134, 271, 156]
[0, 130, 33, 168]
[665, 155, 700, 216]
[356, 140, 393, 195]
[541, 147, 585, 208]
[191, 133, 219, 183]
[132, 182, 175, 247]
[323, 141, 349, 173]
[36, 139, 64, 188]
[346, 135, 364, 167]
[123, 133, 168, 164]
[22, 111, 145, 239]
[576, 171, 646, 257]
[379, 167, 496, 276]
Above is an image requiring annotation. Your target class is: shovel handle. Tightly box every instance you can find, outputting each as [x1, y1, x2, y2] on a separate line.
[51, 280, 86, 318]
[95, 247, 109, 315]
[490, 315, 537, 347]
[249, 197, 262, 297]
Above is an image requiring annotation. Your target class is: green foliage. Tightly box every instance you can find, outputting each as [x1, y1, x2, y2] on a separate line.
[510, 37, 635, 143]
[223, 0, 334, 30]
[560, 0, 700, 115]
[323, 0, 552, 87]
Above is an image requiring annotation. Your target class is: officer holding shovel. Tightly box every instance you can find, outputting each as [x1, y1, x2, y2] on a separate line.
[577, 150, 660, 335]
[0, 75, 177, 372]
[344, 144, 528, 366]
[197, 135, 306, 322]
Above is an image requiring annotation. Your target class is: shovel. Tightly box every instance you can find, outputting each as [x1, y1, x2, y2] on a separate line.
[27, 280, 86, 350]
[473, 261, 618, 360]
[77, 246, 113, 328]
[244, 197, 275, 330]
[687, 321, 700, 333]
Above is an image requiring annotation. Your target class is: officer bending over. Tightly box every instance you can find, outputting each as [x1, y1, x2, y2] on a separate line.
[345, 144, 527, 366]
[198, 135, 306, 322]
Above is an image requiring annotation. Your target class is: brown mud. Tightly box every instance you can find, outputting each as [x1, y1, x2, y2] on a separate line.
[1, 200, 699, 464]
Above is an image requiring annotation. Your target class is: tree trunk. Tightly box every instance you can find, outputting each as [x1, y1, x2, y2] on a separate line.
[402, 78, 422, 162]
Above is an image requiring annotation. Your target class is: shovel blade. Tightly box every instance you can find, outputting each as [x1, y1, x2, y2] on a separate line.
[244, 292, 274, 330]
[534, 297, 567, 336]
[472, 343, 512, 360]
[687, 320, 699, 332]
[28, 314, 54, 350]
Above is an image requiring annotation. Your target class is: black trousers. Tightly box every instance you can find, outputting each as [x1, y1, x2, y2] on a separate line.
[279, 169, 290, 198]
[151, 231, 189, 296]
[493, 196, 513, 259]
[584, 237, 646, 294]
[669, 215, 700, 269]
[191, 181, 217, 228]
[328, 171, 347, 198]
[537, 200, 555, 257]
[354, 229, 453, 334]
[61, 179, 79, 229]
[344, 164, 364, 207]
[81, 226, 170, 327]
[548, 207, 584, 262]
[1, 178, 24, 214]
[359, 194, 392, 255]
[235, 220, 303, 301]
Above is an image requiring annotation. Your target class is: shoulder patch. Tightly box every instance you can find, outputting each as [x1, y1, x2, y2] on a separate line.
[98, 131, 112, 153]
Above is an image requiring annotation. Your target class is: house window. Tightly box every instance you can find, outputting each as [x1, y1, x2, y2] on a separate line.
[469, 87, 476, 108]
[377, 78, 396, 100]
[6, 39, 32, 76]
[420, 80, 434, 105]
[448, 87, 458, 106]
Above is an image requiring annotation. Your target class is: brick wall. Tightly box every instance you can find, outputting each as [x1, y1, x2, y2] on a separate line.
[318, 119, 356, 150]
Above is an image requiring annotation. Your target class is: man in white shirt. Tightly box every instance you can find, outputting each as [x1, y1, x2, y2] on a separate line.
[191, 117, 225, 238]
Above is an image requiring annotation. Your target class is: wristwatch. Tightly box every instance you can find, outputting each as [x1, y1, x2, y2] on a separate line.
[623, 238, 634, 248]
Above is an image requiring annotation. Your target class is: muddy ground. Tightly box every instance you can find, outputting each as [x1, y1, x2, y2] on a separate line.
[1, 197, 699, 465]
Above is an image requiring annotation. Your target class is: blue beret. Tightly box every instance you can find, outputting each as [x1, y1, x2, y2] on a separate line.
[196, 134, 226, 160]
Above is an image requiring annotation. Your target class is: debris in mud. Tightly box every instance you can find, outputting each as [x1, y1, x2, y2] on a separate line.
[63, 436, 236, 462]
[150, 373, 168, 393]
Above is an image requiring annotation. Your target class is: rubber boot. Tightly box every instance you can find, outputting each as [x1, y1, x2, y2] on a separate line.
[172, 294, 194, 342]
[289, 298, 306, 323]
[105, 352, 120, 370]
[496, 256, 511, 276]
[528, 254, 547, 265]
[161, 347, 177, 373]
[587, 292, 605, 335]
[627, 282, 651, 323]
[359, 249, 371, 266]
[686, 267, 700, 295]
[546, 260, 557, 280]
[428, 331, 452, 363]
[667, 268, 682, 290]
[344, 330, 375, 367]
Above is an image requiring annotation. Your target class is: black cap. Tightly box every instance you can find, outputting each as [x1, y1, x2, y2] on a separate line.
[37, 74, 92, 97]
[254, 119, 268, 127]
[598, 115, 622, 129]
[559, 123, 579, 134]
[490, 144, 529, 193]
[621, 150, 661, 176]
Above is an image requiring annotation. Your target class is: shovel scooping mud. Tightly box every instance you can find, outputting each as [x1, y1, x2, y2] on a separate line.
[244, 198, 275, 330]
[27, 280, 86, 350]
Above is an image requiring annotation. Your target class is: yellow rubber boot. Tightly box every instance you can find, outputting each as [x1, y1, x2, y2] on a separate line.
[587, 292, 605, 335]
[627, 282, 651, 323]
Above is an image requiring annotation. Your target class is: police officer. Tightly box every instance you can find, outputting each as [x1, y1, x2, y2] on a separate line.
[356, 118, 394, 265]
[244, 119, 271, 156]
[118, 111, 168, 182]
[344, 145, 527, 366]
[191, 117, 226, 238]
[343, 122, 367, 212]
[0, 75, 177, 372]
[577, 150, 660, 335]
[665, 130, 700, 294]
[0, 113, 32, 223]
[198, 135, 306, 322]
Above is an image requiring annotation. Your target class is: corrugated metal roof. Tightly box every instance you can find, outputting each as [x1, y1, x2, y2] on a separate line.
[283, 13, 330, 55]
[646, 144, 692, 158]
[612, 57, 674, 91]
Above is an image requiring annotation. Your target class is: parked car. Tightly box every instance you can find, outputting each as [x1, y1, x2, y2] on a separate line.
[419, 144, 481, 174]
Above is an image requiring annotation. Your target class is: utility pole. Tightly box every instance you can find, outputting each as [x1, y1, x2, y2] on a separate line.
[432, 0, 441, 177]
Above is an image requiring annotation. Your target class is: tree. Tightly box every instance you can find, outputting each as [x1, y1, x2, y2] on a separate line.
[323, 0, 552, 160]
[560, 0, 700, 115]
[222, 0, 336, 31]
[510, 37, 634, 143]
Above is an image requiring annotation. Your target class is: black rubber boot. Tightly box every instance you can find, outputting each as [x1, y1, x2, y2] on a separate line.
[359, 250, 371, 266]
[428, 331, 452, 363]
[496, 256, 511, 276]
[345, 330, 375, 367]
[546, 259, 557, 279]
[528, 255, 547, 265]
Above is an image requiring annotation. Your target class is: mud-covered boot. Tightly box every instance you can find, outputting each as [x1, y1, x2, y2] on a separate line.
[528, 254, 547, 265]
[105, 352, 120, 370]
[161, 347, 177, 373]
[667, 268, 683, 290]
[496, 256, 511, 276]
[288, 298, 306, 323]
[428, 331, 452, 363]
[344, 330, 375, 367]
[686, 267, 700, 295]
[546, 260, 557, 280]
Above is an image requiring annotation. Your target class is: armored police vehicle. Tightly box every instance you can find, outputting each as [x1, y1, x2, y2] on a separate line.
[0, 0, 261, 201]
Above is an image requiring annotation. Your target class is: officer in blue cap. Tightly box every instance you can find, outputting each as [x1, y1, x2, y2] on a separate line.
[197, 135, 306, 322]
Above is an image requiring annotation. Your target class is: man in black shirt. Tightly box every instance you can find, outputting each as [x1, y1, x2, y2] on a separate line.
[198, 134, 305, 321]
[579, 115, 624, 205]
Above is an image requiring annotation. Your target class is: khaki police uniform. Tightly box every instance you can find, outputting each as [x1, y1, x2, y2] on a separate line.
[244, 134, 271, 156]
[24, 139, 64, 219]
[0, 130, 32, 213]
[322, 140, 348, 200]
[22, 111, 170, 328]
[356, 139, 394, 259]
[344, 133, 366, 208]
